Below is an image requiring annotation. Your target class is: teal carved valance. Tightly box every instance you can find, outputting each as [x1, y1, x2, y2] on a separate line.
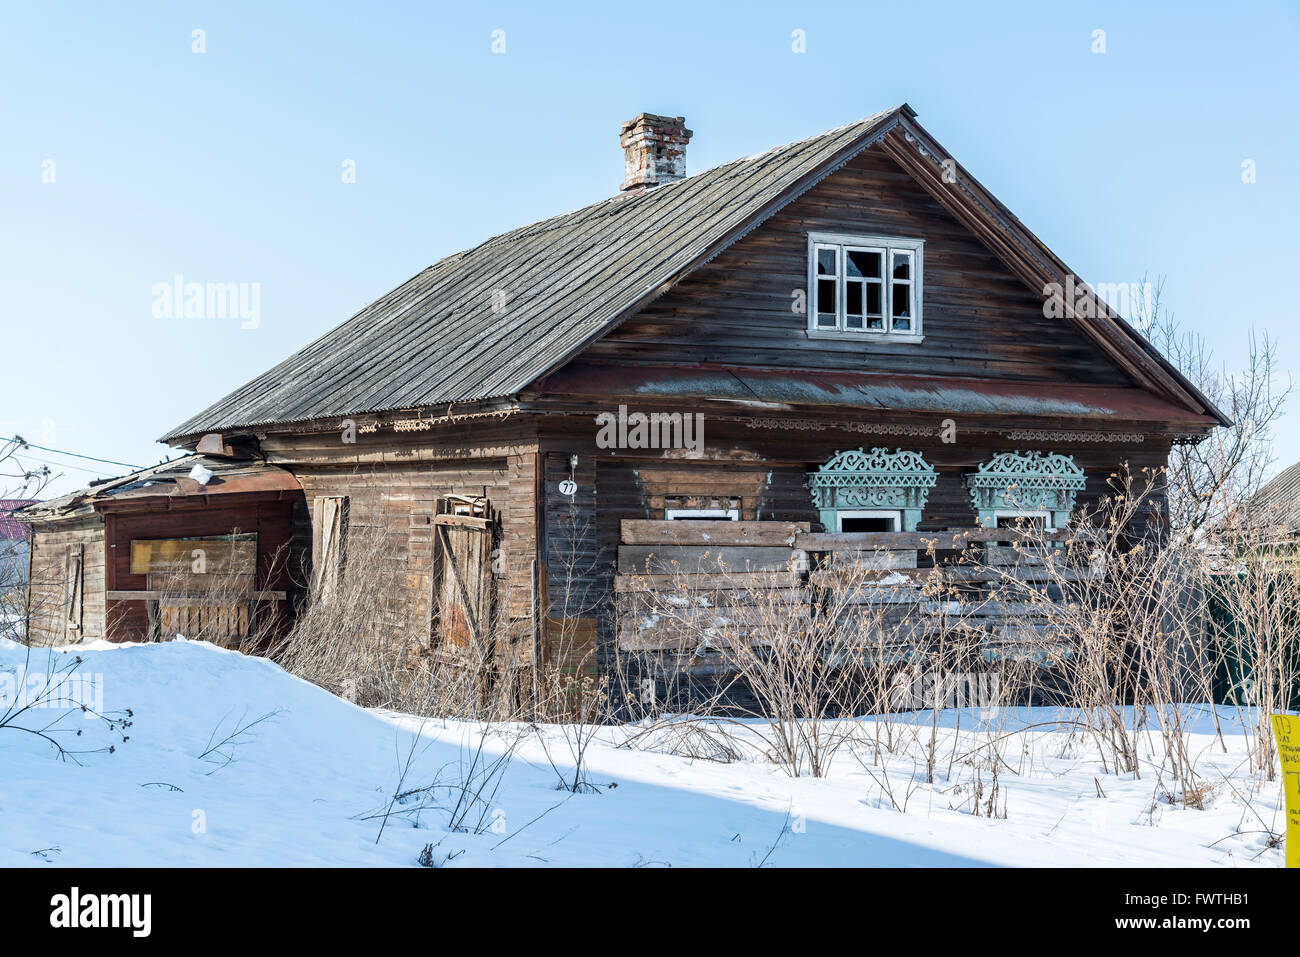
[808, 448, 937, 532]
[965, 451, 1085, 529]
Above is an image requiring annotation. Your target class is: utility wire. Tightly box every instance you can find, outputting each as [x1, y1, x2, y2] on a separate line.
[13, 453, 121, 478]
[1, 435, 143, 471]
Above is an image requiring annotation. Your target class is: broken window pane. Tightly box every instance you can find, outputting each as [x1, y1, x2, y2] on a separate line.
[892, 251, 911, 280]
[846, 249, 881, 279]
[817, 247, 837, 275]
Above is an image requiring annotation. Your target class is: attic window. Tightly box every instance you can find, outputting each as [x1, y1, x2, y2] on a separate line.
[808, 233, 923, 342]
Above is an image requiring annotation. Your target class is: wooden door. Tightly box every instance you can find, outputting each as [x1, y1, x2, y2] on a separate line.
[433, 499, 498, 656]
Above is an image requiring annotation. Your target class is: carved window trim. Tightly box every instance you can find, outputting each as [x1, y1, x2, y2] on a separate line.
[807, 447, 937, 532]
[965, 451, 1086, 531]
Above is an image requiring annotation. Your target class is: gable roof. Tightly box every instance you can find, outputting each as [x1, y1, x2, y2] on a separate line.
[162, 105, 1227, 442]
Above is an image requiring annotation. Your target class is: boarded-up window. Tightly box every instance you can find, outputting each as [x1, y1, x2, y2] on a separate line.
[130, 538, 256, 579]
[131, 535, 257, 643]
[312, 496, 349, 600]
[63, 543, 84, 642]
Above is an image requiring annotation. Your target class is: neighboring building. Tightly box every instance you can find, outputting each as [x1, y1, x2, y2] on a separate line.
[1244, 460, 1300, 537]
[15, 454, 301, 645]
[0, 499, 36, 593]
[24, 106, 1227, 685]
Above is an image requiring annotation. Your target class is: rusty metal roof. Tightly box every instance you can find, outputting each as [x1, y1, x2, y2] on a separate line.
[533, 362, 1220, 427]
[12, 455, 302, 523]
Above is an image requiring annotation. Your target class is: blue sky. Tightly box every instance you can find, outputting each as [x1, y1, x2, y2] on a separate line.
[2, 0, 1297, 496]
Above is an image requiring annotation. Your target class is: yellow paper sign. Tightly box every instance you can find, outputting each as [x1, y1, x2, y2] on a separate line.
[1271, 713, 1300, 868]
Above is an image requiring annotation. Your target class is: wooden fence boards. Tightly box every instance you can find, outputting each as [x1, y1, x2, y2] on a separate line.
[620, 519, 808, 546]
[617, 545, 799, 575]
[616, 521, 1105, 660]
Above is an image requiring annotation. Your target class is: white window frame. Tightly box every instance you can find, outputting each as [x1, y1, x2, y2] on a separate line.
[807, 232, 924, 342]
[835, 509, 903, 532]
[664, 508, 740, 521]
[992, 509, 1053, 531]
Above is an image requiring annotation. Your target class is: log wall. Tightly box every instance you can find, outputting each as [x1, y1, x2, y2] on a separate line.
[587, 147, 1131, 385]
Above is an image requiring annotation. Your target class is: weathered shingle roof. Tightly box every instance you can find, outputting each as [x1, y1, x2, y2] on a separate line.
[163, 108, 905, 441]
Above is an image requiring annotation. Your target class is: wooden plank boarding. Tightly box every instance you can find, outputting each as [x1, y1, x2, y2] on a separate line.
[794, 529, 1098, 551]
[620, 520, 808, 546]
[107, 590, 286, 602]
[617, 544, 798, 575]
[614, 570, 799, 593]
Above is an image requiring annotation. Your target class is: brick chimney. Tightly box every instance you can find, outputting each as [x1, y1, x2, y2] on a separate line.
[619, 113, 692, 192]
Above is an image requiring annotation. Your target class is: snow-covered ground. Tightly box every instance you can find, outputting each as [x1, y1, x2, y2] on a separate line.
[0, 638, 1285, 867]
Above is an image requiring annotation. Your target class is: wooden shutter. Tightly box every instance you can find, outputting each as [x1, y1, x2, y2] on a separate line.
[312, 496, 349, 600]
[63, 543, 84, 642]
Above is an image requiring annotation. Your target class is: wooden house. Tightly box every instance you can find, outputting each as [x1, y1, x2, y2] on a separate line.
[31, 106, 1227, 689]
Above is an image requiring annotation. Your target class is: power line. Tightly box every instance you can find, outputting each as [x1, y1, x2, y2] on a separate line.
[1, 435, 143, 471]
[13, 453, 121, 478]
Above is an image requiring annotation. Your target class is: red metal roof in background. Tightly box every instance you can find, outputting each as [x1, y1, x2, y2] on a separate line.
[0, 499, 37, 539]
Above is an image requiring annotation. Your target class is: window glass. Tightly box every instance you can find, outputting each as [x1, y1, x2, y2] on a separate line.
[810, 238, 918, 336]
[816, 278, 838, 327]
[892, 283, 910, 319]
